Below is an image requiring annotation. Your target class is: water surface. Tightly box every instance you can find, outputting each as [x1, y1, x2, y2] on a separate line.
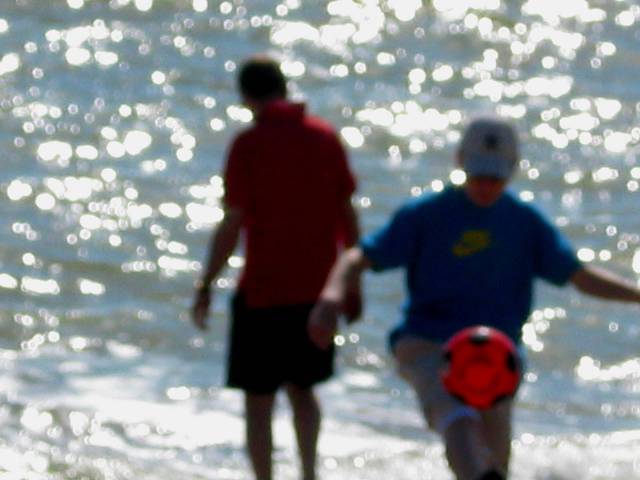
[1, 1, 640, 478]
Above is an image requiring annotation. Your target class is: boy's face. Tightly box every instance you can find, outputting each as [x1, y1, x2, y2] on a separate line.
[464, 176, 507, 207]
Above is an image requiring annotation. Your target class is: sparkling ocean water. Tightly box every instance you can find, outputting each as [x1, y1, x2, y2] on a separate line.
[2, 0, 640, 478]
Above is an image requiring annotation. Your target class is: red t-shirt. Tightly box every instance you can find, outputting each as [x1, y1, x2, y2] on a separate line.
[224, 101, 356, 308]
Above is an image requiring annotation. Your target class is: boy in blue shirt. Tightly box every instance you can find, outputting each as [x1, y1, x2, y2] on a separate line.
[308, 118, 640, 480]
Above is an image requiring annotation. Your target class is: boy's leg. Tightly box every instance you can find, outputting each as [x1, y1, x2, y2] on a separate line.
[442, 415, 492, 480]
[394, 336, 504, 480]
[481, 399, 513, 474]
[245, 392, 276, 480]
[439, 399, 513, 478]
[285, 383, 321, 480]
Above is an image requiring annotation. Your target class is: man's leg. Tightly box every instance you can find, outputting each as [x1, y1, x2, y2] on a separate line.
[285, 384, 321, 480]
[245, 392, 276, 480]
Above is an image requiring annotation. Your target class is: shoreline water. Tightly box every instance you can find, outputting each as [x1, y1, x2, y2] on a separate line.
[2, 1, 640, 478]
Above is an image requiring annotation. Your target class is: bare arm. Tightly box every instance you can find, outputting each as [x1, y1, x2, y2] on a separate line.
[339, 200, 362, 320]
[341, 199, 360, 248]
[191, 207, 243, 330]
[308, 247, 371, 349]
[570, 265, 640, 303]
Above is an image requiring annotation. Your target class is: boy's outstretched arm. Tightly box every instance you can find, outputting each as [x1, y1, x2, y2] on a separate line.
[308, 247, 371, 349]
[570, 265, 640, 303]
[191, 207, 243, 330]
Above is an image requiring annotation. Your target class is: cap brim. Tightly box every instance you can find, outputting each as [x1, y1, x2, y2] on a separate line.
[463, 153, 513, 179]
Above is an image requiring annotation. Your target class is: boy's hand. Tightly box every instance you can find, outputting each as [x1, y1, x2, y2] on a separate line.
[191, 286, 211, 331]
[308, 300, 339, 349]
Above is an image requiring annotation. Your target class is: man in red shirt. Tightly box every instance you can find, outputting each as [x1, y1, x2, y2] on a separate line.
[192, 56, 359, 480]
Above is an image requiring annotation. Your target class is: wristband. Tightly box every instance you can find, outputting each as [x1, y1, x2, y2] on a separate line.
[194, 280, 211, 291]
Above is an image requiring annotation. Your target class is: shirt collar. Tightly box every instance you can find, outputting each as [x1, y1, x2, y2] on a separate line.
[257, 100, 305, 123]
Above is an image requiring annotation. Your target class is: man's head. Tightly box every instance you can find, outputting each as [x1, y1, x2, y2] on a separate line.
[457, 118, 519, 207]
[238, 56, 287, 107]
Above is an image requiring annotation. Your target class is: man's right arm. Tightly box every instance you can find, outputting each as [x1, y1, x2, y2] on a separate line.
[191, 207, 243, 330]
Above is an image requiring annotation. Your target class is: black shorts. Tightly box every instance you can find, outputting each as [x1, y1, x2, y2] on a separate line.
[226, 294, 335, 394]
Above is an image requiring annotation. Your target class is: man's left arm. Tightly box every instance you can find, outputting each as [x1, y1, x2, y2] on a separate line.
[341, 199, 360, 248]
[339, 199, 361, 321]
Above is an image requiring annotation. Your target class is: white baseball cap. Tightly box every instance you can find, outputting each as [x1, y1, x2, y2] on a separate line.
[459, 118, 519, 179]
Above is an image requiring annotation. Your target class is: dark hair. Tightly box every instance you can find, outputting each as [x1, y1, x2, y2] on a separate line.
[238, 56, 287, 102]
[484, 133, 499, 150]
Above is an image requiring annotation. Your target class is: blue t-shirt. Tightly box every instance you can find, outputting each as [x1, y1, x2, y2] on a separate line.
[361, 186, 581, 346]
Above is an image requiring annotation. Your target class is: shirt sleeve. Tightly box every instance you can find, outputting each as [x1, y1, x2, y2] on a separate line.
[360, 202, 421, 271]
[223, 135, 248, 210]
[532, 209, 582, 285]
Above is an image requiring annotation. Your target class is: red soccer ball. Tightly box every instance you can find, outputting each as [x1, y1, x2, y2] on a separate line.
[441, 326, 521, 410]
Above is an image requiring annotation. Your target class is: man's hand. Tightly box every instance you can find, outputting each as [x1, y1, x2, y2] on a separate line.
[191, 207, 243, 332]
[307, 299, 340, 349]
[191, 285, 211, 331]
